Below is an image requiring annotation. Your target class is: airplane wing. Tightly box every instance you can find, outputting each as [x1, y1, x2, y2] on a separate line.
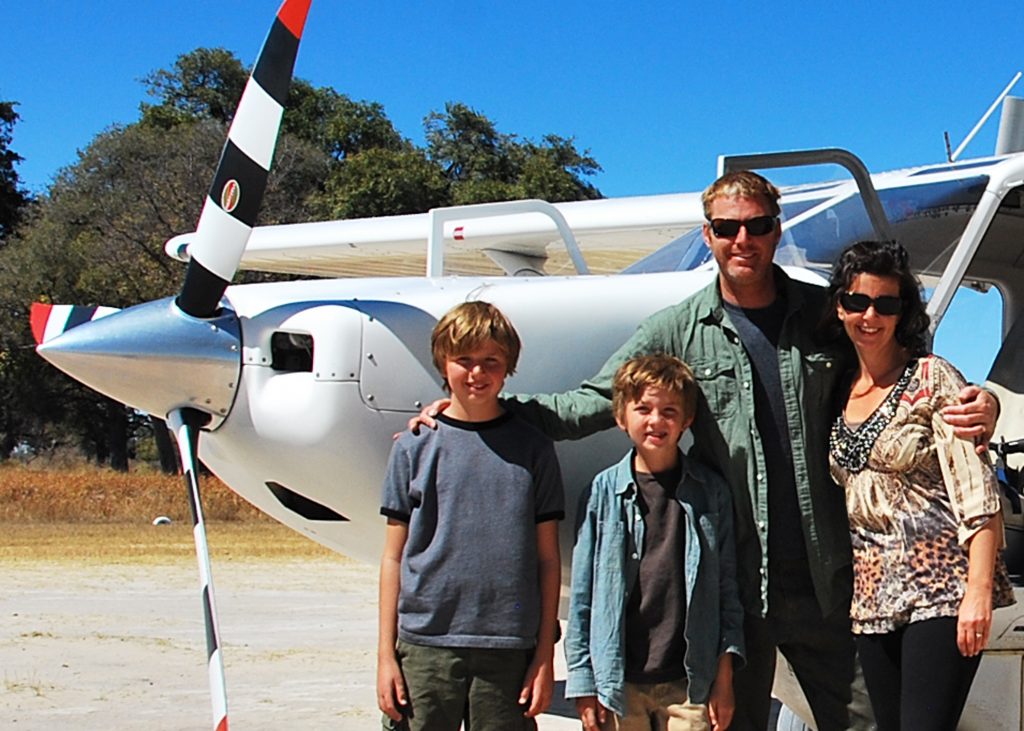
[165, 192, 705, 278]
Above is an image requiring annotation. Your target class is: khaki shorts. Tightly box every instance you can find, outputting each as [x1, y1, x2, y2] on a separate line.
[604, 679, 708, 731]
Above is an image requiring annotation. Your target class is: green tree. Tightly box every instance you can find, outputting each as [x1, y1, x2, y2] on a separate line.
[140, 47, 248, 127]
[0, 45, 604, 466]
[425, 102, 514, 185]
[0, 118, 328, 467]
[324, 94, 406, 160]
[425, 102, 602, 205]
[0, 101, 29, 242]
[140, 49, 404, 164]
[315, 146, 450, 219]
[516, 134, 601, 201]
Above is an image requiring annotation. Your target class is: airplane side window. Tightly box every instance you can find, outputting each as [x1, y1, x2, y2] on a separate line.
[270, 332, 314, 372]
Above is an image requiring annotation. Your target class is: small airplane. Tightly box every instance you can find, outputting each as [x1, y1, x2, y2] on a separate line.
[26, 0, 1024, 728]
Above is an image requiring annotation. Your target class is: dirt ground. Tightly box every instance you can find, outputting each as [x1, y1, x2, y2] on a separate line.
[0, 524, 579, 730]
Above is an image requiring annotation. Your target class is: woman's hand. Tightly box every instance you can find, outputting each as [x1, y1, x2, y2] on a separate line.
[958, 585, 993, 657]
[958, 514, 1001, 656]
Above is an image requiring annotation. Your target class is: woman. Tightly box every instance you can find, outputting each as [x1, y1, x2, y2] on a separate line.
[820, 240, 1014, 730]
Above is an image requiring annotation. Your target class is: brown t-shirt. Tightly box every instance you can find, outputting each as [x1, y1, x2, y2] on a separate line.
[624, 463, 688, 683]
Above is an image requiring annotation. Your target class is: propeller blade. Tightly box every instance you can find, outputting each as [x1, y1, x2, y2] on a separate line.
[167, 408, 229, 731]
[177, 0, 312, 319]
[29, 303, 120, 345]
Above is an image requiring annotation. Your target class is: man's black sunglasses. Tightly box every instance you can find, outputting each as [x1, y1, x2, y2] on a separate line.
[839, 292, 903, 316]
[706, 216, 777, 237]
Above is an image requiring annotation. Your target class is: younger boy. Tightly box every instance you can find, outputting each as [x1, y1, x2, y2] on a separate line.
[377, 300, 565, 731]
[565, 354, 744, 731]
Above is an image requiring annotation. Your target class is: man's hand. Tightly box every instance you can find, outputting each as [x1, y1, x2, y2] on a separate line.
[575, 696, 609, 731]
[708, 654, 735, 730]
[519, 654, 554, 718]
[941, 385, 999, 454]
[397, 398, 450, 438]
[708, 680, 734, 730]
[376, 653, 407, 721]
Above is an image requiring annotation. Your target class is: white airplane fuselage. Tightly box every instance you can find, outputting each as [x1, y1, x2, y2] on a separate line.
[204, 264, 1024, 731]
[202, 267, 720, 571]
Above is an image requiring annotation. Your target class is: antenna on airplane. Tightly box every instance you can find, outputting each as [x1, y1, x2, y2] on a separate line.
[946, 71, 1022, 162]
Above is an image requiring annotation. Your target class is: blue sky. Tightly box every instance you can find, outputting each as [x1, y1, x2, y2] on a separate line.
[3, 0, 1020, 380]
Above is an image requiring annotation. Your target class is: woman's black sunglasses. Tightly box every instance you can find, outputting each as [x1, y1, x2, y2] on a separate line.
[839, 292, 903, 316]
[706, 216, 777, 237]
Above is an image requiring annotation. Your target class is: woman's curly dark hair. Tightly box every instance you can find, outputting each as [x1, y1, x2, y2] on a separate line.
[817, 240, 930, 356]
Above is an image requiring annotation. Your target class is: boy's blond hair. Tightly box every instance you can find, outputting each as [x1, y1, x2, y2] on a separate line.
[701, 170, 781, 219]
[612, 354, 697, 422]
[431, 301, 521, 384]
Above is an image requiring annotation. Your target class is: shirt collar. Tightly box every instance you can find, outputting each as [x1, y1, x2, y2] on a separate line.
[698, 265, 802, 324]
[611, 448, 706, 496]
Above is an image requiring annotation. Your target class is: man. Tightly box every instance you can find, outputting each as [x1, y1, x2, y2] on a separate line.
[415, 170, 997, 730]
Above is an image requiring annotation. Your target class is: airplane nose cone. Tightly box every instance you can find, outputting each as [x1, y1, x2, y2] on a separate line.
[36, 297, 241, 425]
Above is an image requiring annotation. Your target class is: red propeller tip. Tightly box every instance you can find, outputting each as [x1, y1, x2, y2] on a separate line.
[277, 0, 311, 39]
[30, 303, 53, 345]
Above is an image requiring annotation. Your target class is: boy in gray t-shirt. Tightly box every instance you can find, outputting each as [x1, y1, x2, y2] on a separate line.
[377, 301, 565, 731]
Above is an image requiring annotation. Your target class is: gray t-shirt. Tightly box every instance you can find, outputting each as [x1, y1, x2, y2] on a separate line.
[381, 411, 565, 649]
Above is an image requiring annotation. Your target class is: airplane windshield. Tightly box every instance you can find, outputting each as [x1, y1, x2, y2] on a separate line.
[624, 174, 990, 283]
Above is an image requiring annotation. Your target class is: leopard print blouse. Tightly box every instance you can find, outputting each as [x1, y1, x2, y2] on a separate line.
[829, 355, 1015, 634]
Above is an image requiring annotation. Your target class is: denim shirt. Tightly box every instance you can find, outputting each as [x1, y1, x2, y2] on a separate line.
[564, 450, 745, 716]
[509, 268, 853, 618]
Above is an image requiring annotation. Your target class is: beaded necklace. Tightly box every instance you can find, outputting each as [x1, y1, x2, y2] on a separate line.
[829, 359, 917, 473]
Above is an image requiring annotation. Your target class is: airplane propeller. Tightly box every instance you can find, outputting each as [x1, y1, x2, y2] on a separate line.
[31, 2, 313, 728]
[168, 408, 228, 731]
[177, 0, 312, 319]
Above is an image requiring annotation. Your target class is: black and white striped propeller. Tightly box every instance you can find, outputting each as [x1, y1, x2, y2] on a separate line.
[176, 0, 311, 320]
[32, 4, 311, 726]
[167, 2, 311, 729]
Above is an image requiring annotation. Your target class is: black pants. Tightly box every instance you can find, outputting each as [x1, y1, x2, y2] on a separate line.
[856, 617, 981, 731]
[731, 566, 874, 731]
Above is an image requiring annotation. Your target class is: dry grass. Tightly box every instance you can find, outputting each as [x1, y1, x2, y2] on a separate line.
[0, 465, 339, 563]
[0, 463, 267, 523]
[0, 522, 338, 563]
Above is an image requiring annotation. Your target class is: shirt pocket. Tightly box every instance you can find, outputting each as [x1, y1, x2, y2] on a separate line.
[596, 520, 626, 558]
[594, 520, 628, 611]
[692, 360, 739, 419]
[800, 351, 840, 411]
